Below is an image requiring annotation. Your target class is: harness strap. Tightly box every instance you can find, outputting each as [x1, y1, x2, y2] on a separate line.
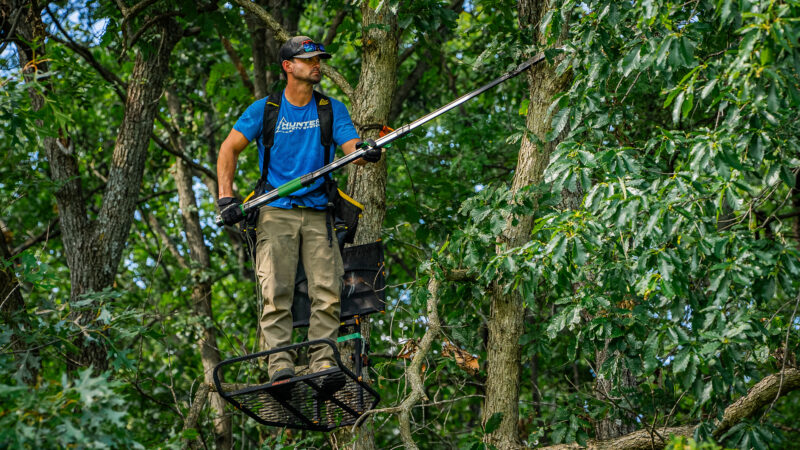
[258, 90, 334, 193]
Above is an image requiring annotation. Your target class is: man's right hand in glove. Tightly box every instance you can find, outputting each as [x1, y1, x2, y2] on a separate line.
[358, 139, 382, 163]
[218, 197, 245, 226]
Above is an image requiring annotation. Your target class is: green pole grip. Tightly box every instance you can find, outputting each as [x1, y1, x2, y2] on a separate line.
[276, 177, 304, 197]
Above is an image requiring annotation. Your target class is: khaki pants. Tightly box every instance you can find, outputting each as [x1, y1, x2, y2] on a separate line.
[255, 206, 343, 378]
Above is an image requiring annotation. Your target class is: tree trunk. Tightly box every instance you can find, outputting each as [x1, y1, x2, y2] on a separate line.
[594, 344, 638, 440]
[483, 1, 570, 448]
[246, 0, 303, 98]
[167, 90, 232, 449]
[0, 228, 37, 382]
[330, 4, 398, 450]
[10, 1, 182, 371]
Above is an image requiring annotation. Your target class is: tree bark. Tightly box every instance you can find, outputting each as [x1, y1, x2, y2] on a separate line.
[245, 0, 303, 98]
[166, 89, 232, 449]
[9, 1, 182, 371]
[483, 1, 571, 448]
[594, 344, 638, 440]
[331, 4, 399, 450]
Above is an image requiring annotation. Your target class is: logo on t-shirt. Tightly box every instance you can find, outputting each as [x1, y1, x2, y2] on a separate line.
[276, 117, 320, 134]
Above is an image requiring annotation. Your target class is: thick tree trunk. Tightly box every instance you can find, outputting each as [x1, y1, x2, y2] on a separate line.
[330, 5, 398, 450]
[483, 1, 570, 448]
[10, 1, 181, 371]
[167, 90, 232, 449]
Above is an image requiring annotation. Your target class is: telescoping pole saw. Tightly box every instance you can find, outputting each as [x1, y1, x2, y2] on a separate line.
[216, 51, 548, 226]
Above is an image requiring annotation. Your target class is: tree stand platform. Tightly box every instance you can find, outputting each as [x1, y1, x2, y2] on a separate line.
[213, 339, 379, 431]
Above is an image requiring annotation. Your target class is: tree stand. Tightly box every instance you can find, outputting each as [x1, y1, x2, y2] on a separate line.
[212, 337, 379, 431]
[211, 241, 386, 431]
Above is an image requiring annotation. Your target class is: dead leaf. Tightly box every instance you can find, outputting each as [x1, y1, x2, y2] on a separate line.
[442, 339, 479, 375]
[397, 339, 419, 360]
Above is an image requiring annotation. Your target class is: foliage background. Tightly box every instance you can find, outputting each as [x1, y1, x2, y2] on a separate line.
[1, 0, 799, 448]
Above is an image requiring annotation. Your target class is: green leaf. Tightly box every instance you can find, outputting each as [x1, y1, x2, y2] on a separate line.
[484, 412, 504, 434]
[518, 99, 530, 116]
[672, 91, 685, 123]
[681, 93, 694, 119]
[673, 347, 692, 373]
[182, 428, 200, 440]
[573, 238, 587, 266]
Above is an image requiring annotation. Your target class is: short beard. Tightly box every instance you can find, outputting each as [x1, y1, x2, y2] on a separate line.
[294, 72, 321, 85]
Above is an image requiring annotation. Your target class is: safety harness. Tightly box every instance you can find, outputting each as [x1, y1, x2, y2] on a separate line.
[249, 90, 362, 249]
[257, 90, 336, 245]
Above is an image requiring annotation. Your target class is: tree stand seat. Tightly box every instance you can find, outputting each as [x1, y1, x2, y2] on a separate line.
[213, 339, 379, 431]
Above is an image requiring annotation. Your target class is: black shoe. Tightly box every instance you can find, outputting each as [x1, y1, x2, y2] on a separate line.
[317, 370, 346, 399]
[271, 367, 295, 385]
[270, 367, 295, 403]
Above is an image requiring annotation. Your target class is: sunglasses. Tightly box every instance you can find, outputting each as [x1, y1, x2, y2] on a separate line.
[300, 40, 325, 53]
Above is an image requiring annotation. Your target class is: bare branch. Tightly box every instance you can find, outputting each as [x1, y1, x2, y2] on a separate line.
[145, 212, 189, 269]
[12, 218, 59, 256]
[322, 9, 348, 46]
[152, 116, 218, 183]
[125, 11, 180, 51]
[182, 382, 211, 449]
[219, 34, 255, 96]
[0, 6, 24, 55]
[231, 0, 354, 100]
[122, 0, 160, 23]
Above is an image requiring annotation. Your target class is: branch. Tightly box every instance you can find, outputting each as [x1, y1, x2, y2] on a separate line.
[219, 34, 255, 96]
[0, 6, 24, 55]
[125, 11, 180, 51]
[11, 218, 60, 256]
[182, 382, 211, 450]
[538, 368, 800, 450]
[714, 368, 800, 438]
[231, 0, 355, 100]
[44, 32, 127, 101]
[352, 275, 445, 448]
[389, 0, 464, 121]
[145, 212, 188, 269]
[389, 49, 432, 122]
[120, 0, 160, 22]
[151, 118, 218, 183]
[322, 9, 348, 46]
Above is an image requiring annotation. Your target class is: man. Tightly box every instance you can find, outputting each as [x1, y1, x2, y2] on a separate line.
[216, 36, 381, 393]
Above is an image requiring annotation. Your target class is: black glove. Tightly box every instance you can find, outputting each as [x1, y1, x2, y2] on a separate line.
[218, 197, 244, 226]
[358, 139, 382, 163]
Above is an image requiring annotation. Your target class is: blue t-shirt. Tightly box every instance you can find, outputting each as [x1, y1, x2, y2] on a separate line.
[233, 91, 360, 209]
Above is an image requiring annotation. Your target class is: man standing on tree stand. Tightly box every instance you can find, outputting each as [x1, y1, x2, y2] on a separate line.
[216, 36, 381, 396]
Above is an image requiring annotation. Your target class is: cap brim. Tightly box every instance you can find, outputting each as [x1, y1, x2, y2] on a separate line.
[293, 51, 332, 59]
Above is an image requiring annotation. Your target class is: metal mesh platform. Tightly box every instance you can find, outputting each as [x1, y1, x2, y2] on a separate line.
[213, 339, 379, 431]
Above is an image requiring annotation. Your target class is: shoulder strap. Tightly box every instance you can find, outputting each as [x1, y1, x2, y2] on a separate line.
[258, 91, 335, 185]
[259, 92, 282, 185]
[313, 90, 334, 165]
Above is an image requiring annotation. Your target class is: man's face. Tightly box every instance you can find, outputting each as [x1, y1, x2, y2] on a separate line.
[288, 56, 322, 84]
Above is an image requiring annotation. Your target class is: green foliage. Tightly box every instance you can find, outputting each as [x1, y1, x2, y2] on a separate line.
[3, 0, 800, 448]
[0, 369, 141, 449]
[666, 436, 729, 450]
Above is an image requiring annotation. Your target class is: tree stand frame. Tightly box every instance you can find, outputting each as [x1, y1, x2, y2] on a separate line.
[212, 337, 379, 432]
